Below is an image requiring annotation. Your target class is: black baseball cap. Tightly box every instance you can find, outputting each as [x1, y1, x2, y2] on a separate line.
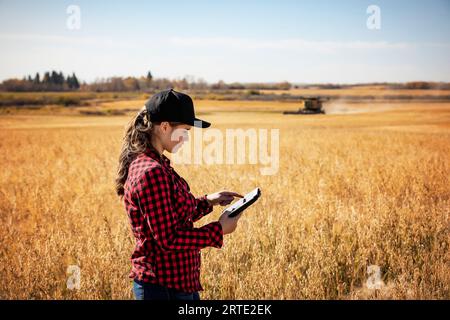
[144, 89, 211, 128]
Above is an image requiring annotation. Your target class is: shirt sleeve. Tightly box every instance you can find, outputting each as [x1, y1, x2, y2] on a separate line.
[191, 195, 214, 222]
[135, 166, 223, 252]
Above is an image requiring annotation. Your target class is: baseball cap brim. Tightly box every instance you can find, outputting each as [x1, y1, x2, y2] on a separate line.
[191, 117, 211, 128]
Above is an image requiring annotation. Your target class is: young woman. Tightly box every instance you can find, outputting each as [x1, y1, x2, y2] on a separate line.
[115, 89, 244, 300]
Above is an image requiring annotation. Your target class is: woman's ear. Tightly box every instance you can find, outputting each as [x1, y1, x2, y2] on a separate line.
[160, 121, 170, 133]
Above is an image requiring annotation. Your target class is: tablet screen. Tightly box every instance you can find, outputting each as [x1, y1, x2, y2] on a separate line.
[225, 187, 261, 216]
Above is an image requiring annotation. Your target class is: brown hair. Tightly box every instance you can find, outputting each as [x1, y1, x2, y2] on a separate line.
[115, 108, 181, 197]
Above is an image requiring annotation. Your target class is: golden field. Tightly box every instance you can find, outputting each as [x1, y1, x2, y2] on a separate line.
[0, 96, 449, 299]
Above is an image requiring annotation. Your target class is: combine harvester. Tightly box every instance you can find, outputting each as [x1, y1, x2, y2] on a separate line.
[283, 97, 328, 115]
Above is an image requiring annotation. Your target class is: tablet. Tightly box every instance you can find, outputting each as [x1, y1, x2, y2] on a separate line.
[225, 187, 261, 217]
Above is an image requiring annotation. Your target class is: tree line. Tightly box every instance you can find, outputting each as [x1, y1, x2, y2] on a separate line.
[2, 71, 449, 92]
[0, 70, 295, 92]
[1, 71, 80, 91]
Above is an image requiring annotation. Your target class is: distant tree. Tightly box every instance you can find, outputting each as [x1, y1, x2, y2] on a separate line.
[0, 70, 83, 91]
[146, 71, 153, 82]
[211, 80, 227, 90]
[58, 71, 65, 85]
[137, 76, 150, 91]
[2, 79, 29, 91]
[195, 78, 208, 90]
[43, 72, 50, 83]
[51, 71, 58, 85]
[109, 77, 126, 91]
[405, 81, 432, 90]
[228, 82, 245, 90]
[34, 73, 40, 84]
[71, 73, 80, 89]
[67, 72, 80, 90]
[123, 77, 140, 91]
[175, 77, 189, 90]
[277, 81, 292, 90]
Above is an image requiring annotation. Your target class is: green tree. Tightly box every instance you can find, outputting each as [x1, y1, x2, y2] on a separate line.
[71, 73, 80, 89]
[43, 72, 51, 84]
[34, 73, 40, 84]
[146, 71, 153, 82]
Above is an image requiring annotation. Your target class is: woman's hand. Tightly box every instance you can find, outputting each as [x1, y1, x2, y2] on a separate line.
[219, 210, 243, 235]
[206, 190, 244, 206]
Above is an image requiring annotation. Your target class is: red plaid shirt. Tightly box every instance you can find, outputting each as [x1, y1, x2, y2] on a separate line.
[123, 147, 223, 293]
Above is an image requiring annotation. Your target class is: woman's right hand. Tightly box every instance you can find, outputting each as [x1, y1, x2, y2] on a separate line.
[218, 210, 243, 235]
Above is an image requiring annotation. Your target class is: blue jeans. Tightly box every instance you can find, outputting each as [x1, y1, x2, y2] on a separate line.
[133, 279, 200, 300]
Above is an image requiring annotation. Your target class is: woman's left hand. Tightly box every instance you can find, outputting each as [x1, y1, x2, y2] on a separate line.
[206, 190, 244, 206]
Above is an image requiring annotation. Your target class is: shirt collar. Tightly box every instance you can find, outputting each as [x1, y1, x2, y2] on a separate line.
[145, 146, 171, 166]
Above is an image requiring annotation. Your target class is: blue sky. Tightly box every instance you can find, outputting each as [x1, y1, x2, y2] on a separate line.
[0, 0, 449, 83]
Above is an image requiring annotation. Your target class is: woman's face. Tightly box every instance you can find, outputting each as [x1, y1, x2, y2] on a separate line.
[156, 122, 191, 153]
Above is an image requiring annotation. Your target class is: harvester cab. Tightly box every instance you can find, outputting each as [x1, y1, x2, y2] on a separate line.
[283, 96, 328, 115]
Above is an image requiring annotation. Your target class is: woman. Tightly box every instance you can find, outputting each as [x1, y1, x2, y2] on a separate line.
[115, 89, 244, 300]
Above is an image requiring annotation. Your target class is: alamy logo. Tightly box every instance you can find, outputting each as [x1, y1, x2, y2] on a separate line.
[66, 265, 81, 290]
[366, 5, 381, 30]
[366, 265, 385, 289]
[170, 122, 280, 176]
[66, 5, 81, 30]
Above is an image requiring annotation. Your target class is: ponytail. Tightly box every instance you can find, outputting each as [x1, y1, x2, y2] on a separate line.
[115, 108, 155, 196]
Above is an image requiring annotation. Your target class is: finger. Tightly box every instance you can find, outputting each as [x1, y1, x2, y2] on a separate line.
[222, 191, 244, 198]
[221, 195, 234, 201]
